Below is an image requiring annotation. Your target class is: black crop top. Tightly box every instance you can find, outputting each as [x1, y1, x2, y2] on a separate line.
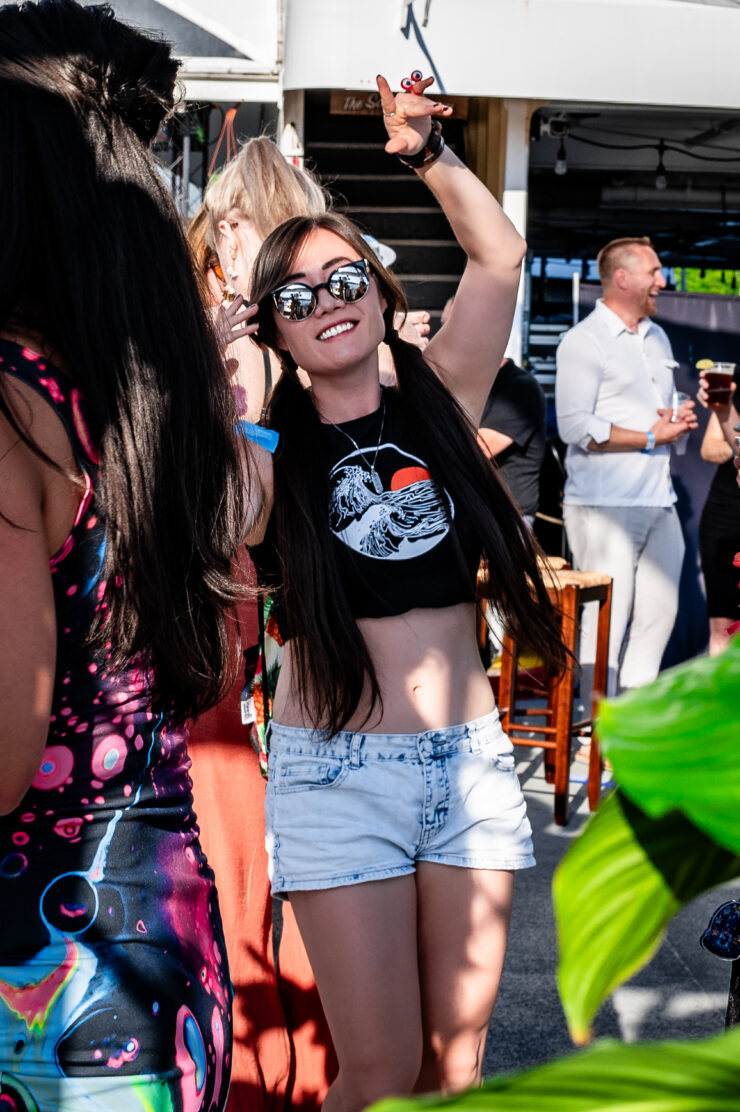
[250, 388, 481, 637]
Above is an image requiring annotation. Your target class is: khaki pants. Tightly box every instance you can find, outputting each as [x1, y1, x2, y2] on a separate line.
[564, 503, 685, 697]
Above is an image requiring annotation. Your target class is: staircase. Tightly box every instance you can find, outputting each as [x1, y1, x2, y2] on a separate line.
[304, 91, 467, 328]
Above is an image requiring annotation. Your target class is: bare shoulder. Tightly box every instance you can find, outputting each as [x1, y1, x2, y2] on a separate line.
[0, 365, 85, 555]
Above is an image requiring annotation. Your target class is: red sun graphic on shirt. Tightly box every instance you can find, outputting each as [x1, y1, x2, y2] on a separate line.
[390, 467, 431, 490]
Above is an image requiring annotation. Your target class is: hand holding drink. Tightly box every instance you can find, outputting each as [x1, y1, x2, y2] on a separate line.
[696, 359, 737, 409]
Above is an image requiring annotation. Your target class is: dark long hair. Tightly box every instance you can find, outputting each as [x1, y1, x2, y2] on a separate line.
[0, 0, 248, 720]
[250, 213, 567, 732]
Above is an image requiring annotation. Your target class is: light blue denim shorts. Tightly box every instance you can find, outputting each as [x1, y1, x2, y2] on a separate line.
[264, 709, 535, 897]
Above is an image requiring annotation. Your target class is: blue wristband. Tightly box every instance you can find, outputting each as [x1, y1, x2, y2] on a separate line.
[641, 429, 655, 454]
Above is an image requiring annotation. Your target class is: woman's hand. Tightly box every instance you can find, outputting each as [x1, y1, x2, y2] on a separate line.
[214, 295, 259, 351]
[396, 309, 430, 350]
[697, 369, 736, 415]
[376, 73, 453, 158]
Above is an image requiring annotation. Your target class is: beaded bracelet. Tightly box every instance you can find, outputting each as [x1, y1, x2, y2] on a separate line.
[396, 119, 445, 169]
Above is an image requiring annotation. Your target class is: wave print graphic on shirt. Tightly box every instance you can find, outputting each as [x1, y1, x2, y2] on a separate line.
[329, 442, 452, 560]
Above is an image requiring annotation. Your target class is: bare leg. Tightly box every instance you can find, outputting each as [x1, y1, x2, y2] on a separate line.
[709, 616, 735, 656]
[414, 863, 514, 1094]
[290, 875, 422, 1112]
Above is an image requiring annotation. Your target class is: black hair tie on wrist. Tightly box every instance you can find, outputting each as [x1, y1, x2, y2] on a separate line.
[396, 119, 445, 169]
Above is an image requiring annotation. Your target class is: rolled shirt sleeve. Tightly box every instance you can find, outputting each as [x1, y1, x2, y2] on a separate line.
[555, 328, 611, 449]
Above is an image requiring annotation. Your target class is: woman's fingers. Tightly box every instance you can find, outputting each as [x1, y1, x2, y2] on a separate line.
[412, 76, 435, 94]
[376, 72, 453, 154]
[376, 73, 396, 113]
[407, 310, 431, 337]
[217, 297, 259, 348]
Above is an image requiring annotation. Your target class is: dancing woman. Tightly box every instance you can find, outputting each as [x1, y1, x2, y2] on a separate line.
[0, 2, 247, 1108]
[188, 138, 338, 1112]
[243, 75, 565, 1111]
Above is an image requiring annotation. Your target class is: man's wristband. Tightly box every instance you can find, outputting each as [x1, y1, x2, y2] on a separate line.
[641, 429, 656, 453]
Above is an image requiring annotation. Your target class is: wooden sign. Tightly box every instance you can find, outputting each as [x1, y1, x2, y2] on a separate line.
[330, 90, 469, 119]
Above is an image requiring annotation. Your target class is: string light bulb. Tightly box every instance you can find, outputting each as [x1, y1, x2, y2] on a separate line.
[554, 138, 568, 176]
[655, 139, 667, 191]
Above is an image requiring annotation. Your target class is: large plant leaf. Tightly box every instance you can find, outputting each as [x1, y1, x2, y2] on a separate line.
[553, 789, 740, 1043]
[370, 1027, 740, 1111]
[597, 636, 740, 855]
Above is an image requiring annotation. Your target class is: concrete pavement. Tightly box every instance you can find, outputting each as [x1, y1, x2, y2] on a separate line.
[483, 750, 735, 1077]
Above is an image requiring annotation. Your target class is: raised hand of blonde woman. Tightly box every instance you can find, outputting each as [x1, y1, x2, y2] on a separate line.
[214, 294, 259, 351]
[376, 73, 452, 156]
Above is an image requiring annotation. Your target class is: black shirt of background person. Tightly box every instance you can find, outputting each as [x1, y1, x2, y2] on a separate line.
[480, 359, 547, 518]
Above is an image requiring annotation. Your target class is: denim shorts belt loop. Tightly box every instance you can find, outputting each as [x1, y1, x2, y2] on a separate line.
[264, 709, 535, 897]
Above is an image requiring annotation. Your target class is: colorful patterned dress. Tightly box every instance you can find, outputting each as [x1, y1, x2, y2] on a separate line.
[0, 341, 232, 1112]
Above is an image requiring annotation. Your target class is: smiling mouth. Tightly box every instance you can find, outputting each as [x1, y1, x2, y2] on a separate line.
[318, 321, 357, 341]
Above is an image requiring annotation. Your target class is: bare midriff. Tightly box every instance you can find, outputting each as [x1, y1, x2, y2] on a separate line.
[271, 601, 495, 734]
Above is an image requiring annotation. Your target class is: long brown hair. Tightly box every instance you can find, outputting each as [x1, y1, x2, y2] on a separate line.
[250, 213, 566, 732]
[0, 0, 247, 720]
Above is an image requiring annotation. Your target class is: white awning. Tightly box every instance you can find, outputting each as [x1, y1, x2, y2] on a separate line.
[283, 0, 740, 110]
[179, 59, 279, 103]
[145, 0, 281, 101]
[142, 0, 279, 65]
[76, 0, 281, 102]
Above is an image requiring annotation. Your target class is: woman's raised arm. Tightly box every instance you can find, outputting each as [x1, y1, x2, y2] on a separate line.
[376, 74, 526, 424]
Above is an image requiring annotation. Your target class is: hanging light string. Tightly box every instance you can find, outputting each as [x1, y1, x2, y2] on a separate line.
[565, 131, 740, 162]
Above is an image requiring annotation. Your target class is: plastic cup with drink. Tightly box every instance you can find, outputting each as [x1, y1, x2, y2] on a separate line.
[668, 389, 691, 454]
[697, 359, 736, 408]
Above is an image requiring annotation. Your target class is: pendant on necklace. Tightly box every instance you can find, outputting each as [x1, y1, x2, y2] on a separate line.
[370, 469, 383, 494]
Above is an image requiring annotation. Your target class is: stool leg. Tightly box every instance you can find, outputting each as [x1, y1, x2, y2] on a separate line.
[498, 634, 518, 734]
[553, 585, 578, 826]
[587, 582, 612, 811]
[544, 668, 557, 784]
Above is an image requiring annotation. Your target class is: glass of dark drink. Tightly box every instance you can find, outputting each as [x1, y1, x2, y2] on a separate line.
[705, 363, 736, 408]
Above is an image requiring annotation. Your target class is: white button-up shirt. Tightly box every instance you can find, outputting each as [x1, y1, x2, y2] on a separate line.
[555, 299, 677, 507]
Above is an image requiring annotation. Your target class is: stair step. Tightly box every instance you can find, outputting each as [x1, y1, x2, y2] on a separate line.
[398, 277, 461, 310]
[307, 142, 461, 177]
[329, 178, 443, 207]
[304, 90, 466, 314]
[349, 210, 452, 241]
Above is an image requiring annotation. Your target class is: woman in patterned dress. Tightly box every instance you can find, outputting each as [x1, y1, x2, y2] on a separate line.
[0, 2, 249, 1108]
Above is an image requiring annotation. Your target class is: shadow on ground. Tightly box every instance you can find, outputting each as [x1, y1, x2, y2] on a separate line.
[484, 752, 736, 1076]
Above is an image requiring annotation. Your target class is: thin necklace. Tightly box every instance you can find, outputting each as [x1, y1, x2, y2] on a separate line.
[328, 396, 386, 494]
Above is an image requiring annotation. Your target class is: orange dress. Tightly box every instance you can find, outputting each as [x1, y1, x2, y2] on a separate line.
[188, 594, 337, 1112]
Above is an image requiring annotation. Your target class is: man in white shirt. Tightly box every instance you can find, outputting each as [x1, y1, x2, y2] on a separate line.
[555, 237, 697, 695]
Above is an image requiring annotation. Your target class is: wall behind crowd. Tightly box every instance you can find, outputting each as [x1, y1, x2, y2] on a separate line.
[580, 284, 740, 666]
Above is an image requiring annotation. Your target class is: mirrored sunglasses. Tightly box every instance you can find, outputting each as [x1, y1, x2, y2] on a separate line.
[271, 259, 371, 321]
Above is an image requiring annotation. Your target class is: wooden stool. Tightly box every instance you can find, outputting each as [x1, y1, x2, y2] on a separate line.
[493, 567, 613, 825]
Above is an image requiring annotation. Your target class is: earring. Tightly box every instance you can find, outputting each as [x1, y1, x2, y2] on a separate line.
[223, 251, 239, 301]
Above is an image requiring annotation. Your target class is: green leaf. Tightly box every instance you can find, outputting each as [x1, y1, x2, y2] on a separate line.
[370, 1027, 740, 1111]
[597, 637, 740, 855]
[553, 790, 740, 1042]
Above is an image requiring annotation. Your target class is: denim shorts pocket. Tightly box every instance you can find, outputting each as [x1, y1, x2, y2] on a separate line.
[475, 733, 516, 772]
[273, 756, 349, 794]
[491, 751, 516, 773]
